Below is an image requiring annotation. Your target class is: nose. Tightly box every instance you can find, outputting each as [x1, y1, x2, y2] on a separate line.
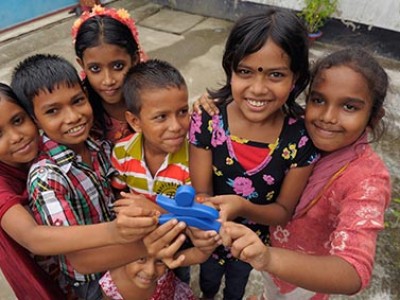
[169, 116, 185, 132]
[64, 107, 81, 124]
[102, 70, 116, 86]
[8, 128, 24, 144]
[142, 261, 155, 277]
[320, 105, 338, 124]
[250, 75, 268, 95]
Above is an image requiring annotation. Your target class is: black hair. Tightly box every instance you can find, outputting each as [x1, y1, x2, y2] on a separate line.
[308, 47, 388, 140]
[210, 7, 310, 118]
[10, 54, 82, 117]
[75, 15, 140, 138]
[0, 83, 20, 105]
[123, 59, 187, 115]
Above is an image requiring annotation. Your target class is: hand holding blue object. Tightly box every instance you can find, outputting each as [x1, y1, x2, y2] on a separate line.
[156, 185, 221, 232]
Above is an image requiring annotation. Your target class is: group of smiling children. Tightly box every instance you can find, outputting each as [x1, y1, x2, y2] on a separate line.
[0, 3, 391, 300]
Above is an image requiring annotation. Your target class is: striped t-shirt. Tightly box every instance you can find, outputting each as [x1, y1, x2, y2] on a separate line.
[111, 133, 190, 201]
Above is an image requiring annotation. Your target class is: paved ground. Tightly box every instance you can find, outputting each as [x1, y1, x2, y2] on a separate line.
[0, 0, 399, 299]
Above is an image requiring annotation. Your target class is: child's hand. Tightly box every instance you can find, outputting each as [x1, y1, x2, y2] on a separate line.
[220, 222, 270, 271]
[192, 92, 219, 116]
[161, 255, 186, 270]
[143, 219, 187, 268]
[202, 195, 245, 221]
[116, 192, 162, 212]
[113, 206, 159, 243]
[186, 226, 221, 254]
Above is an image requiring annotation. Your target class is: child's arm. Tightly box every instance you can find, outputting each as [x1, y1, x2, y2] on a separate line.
[189, 144, 214, 197]
[67, 219, 187, 274]
[1, 203, 157, 255]
[206, 165, 314, 225]
[221, 222, 361, 295]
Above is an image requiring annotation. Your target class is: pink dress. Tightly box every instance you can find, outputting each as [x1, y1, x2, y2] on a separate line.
[99, 269, 196, 300]
[267, 143, 391, 300]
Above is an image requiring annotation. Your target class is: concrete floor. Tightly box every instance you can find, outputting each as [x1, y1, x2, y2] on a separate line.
[0, 0, 399, 299]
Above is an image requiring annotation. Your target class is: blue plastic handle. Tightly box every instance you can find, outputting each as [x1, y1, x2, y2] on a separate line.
[159, 214, 221, 232]
[156, 194, 219, 219]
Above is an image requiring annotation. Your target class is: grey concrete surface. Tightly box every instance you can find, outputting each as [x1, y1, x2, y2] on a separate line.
[0, 0, 399, 299]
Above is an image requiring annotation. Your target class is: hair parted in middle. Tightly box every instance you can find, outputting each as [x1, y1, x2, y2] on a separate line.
[123, 59, 187, 116]
[10, 53, 82, 117]
[210, 7, 310, 118]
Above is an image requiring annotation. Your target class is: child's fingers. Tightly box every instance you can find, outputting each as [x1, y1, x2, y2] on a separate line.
[157, 234, 186, 260]
[219, 225, 233, 246]
[162, 254, 186, 269]
[221, 221, 249, 240]
[117, 206, 158, 217]
[192, 92, 219, 115]
[186, 226, 217, 241]
[117, 193, 146, 204]
[144, 221, 186, 256]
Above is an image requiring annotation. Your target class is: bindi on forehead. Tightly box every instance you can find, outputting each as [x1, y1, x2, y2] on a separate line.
[257, 67, 263, 73]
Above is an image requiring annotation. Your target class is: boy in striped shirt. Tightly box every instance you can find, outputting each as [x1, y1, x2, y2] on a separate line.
[112, 59, 191, 202]
[112, 59, 195, 284]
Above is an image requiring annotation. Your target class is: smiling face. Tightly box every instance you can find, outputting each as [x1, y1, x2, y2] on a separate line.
[126, 86, 190, 157]
[230, 38, 296, 124]
[125, 257, 167, 290]
[32, 83, 93, 153]
[305, 65, 373, 153]
[78, 43, 137, 107]
[0, 99, 39, 168]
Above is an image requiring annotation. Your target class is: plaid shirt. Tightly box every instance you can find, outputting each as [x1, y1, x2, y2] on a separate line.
[28, 134, 115, 283]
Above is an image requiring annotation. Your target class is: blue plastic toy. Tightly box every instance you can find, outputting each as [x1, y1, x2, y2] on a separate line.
[156, 185, 221, 232]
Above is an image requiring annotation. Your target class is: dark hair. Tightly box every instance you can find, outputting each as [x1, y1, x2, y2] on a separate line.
[123, 59, 187, 115]
[0, 83, 20, 105]
[210, 8, 310, 118]
[75, 15, 140, 138]
[308, 47, 388, 140]
[10, 54, 82, 117]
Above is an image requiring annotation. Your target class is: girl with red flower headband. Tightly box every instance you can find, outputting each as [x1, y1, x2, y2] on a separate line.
[72, 5, 147, 143]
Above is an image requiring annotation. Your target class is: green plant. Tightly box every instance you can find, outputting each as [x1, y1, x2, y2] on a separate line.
[298, 0, 338, 34]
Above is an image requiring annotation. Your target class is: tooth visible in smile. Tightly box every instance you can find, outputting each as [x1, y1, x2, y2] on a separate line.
[247, 99, 266, 107]
[67, 125, 84, 134]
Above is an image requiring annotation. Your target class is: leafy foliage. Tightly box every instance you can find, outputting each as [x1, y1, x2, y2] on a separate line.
[298, 0, 338, 33]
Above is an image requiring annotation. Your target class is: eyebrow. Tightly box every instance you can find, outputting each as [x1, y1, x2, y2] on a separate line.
[237, 62, 289, 72]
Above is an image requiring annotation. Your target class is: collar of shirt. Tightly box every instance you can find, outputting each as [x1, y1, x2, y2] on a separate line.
[39, 134, 103, 173]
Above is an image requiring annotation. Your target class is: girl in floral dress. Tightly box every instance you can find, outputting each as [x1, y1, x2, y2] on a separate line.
[220, 48, 391, 300]
[189, 8, 318, 300]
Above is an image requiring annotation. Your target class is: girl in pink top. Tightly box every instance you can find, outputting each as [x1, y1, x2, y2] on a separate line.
[219, 48, 391, 299]
[99, 255, 196, 300]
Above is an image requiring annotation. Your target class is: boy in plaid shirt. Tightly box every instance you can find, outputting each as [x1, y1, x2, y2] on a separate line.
[11, 54, 160, 299]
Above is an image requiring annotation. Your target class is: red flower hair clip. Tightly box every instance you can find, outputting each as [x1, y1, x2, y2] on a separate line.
[71, 5, 147, 62]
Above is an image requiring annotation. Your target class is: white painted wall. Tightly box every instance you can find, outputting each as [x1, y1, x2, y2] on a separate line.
[243, 0, 400, 32]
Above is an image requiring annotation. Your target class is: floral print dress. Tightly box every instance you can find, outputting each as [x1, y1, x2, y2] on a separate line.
[189, 104, 318, 262]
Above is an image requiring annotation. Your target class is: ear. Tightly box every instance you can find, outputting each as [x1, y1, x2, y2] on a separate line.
[369, 107, 385, 127]
[125, 111, 142, 133]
